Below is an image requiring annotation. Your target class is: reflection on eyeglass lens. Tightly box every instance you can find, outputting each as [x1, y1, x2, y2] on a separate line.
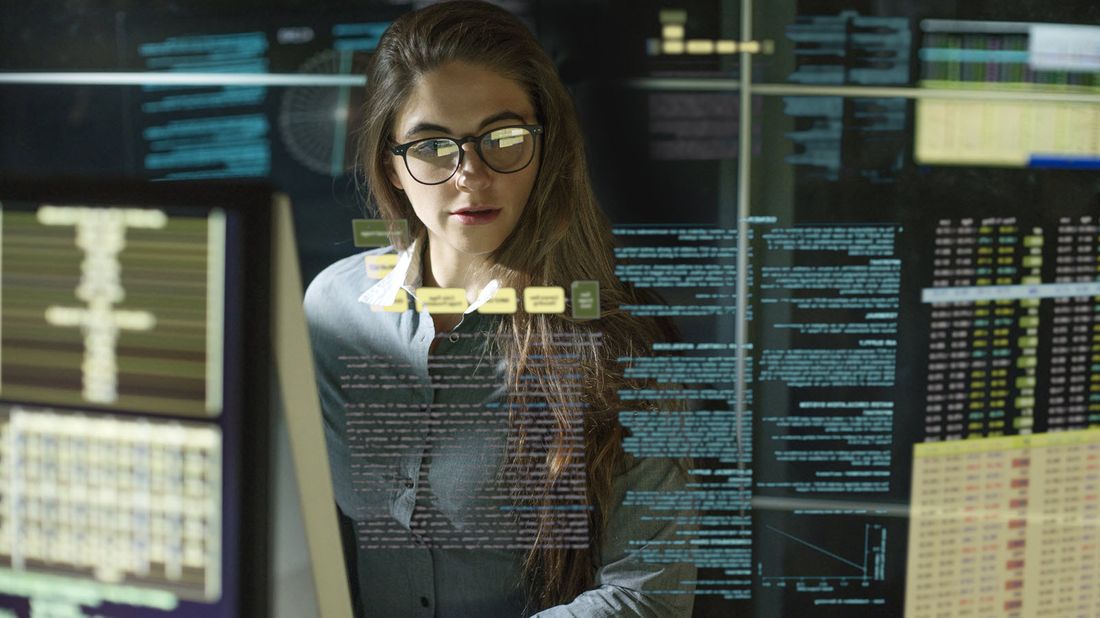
[405, 127, 536, 183]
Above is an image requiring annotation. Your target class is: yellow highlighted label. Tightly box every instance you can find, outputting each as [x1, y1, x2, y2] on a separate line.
[477, 287, 518, 314]
[364, 254, 398, 280]
[415, 288, 468, 314]
[686, 39, 715, 54]
[523, 286, 566, 314]
[715, 40, 737, 54]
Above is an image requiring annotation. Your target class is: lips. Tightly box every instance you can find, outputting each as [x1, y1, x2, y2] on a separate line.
[451, 207, 502, 226]
[451, 205, 499, 215]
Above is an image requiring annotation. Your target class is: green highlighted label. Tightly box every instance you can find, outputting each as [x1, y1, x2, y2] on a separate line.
[352, 219, 408, 248]
[571, 280, 600, 320]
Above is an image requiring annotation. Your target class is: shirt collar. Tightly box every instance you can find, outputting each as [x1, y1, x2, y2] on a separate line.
[357, 237, 421, 307]
[357, 237, 501, 314]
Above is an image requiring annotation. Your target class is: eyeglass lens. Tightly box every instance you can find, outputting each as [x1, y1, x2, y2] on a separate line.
[405, 127, 536, 184]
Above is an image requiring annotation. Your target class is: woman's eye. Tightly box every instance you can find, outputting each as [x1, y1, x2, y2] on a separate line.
[494, 137, 525, 149]
[414, 140, 458, 159]
[487, 129, 527, 149]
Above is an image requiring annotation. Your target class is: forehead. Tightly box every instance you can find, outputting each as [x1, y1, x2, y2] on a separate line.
[394, 61, 535, 133]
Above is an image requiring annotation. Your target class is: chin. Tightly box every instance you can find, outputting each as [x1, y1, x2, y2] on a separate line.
[449, 234, 506, 257]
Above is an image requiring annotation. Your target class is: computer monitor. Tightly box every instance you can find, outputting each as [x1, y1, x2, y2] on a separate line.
[0, 180, 349, 618]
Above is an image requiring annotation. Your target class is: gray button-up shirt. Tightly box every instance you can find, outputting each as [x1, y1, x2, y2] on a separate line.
[304, 241, 695, 617]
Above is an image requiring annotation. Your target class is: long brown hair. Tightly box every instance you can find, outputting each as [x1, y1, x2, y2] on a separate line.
[358, 0, 677, 610]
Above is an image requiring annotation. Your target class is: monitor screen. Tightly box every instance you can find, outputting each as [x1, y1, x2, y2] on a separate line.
[0, 181, 272, 617]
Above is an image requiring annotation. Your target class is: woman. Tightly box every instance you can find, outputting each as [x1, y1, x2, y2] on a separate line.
[305, 1, 695, 615]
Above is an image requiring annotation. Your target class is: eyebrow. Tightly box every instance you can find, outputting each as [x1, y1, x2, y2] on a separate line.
[403, 110, 528, 139]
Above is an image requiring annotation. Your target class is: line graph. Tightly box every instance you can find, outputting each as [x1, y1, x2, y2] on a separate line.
[758, 523, 887, 592]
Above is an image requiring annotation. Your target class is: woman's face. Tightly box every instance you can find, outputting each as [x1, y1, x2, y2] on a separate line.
[387, 61, 539, 257]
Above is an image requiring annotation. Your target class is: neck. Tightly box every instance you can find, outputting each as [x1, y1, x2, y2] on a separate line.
[422, 237, 489, 304]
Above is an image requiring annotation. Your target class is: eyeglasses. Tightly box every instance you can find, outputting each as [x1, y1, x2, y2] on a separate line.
[390, 124, 544, 185]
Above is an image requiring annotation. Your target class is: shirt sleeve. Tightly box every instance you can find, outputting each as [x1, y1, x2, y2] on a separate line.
[531, 455, 696, 617]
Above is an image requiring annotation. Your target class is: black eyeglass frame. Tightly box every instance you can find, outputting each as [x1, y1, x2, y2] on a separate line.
[389, 124, 545, 185]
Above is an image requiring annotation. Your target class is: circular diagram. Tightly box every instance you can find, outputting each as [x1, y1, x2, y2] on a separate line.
[278, 50, 369, 176]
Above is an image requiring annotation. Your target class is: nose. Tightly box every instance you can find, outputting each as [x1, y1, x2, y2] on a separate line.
[454, 142, 491, 192]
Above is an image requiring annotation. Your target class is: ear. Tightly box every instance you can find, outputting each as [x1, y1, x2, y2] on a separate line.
[384, 157, 404, 191]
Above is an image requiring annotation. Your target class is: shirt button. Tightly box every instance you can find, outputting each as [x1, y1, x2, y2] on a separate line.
[449, 333, 460, 343]
[420, 596, 430, 608]
[404, 478, 415, 489]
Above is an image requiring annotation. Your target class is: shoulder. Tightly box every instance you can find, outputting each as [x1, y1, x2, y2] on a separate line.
[613, 452, 690, 494]
[304, 245, 395, 315]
